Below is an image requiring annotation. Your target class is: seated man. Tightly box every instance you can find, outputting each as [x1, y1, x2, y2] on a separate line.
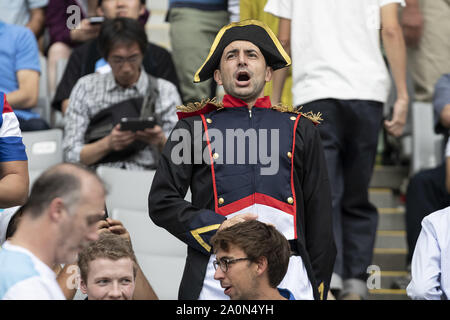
[394, 73, 450, 289]
[0, 93, 29, 208]
[78, 231, 142, 300]
[52, 0, 179, 115]
[406, 205, 450, 300]
[63, 17, 180, 170]
[0, 21, 49, 131]
[211, 220, 295, 300]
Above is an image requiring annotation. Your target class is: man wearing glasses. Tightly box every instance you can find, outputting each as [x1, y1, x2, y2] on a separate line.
[211, 220, 295, 300]
[63, 17, 180, 169]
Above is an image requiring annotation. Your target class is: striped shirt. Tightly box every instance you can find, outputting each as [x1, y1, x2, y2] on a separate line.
[63, 69, 180, 170]
[0, 242, 65, 300]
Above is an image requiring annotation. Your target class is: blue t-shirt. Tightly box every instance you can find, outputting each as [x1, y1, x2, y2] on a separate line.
[0, 21, 41, 120]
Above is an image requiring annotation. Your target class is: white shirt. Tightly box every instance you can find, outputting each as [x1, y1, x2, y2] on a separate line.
[0, 242, 66, 300]
[406, 207, 450, 300]
[264, 0, 405, 106]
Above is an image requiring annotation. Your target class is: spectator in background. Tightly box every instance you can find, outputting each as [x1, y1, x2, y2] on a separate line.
[0, 0, 47, 38]
[393, 74, 450, 289]
[401, 0, 450, 103]
[77, 226, 158, 300]
[0, 21, 50, 131]
[78, 231, 138, 300]
[265, 0, 408, 299]
[63, 18, 179, 170]
[52, 0, 176, 115]
[406, 205, 450, 300]
[167, 0, 229, 104]
[0, 163, 106, 300]
[0, 93, 29, 209]
[211, 220, 295, 300]
[45, 0, 99, 97]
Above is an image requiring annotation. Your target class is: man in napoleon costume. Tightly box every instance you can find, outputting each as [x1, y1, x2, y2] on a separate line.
[148, 20, 336, 300]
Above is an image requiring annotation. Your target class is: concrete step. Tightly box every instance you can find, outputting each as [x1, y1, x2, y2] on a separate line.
[375, 230, 407, 249]
[378, 207, 406, 231]
[369, 188, 401, 208]
[368, 289, 409, 300]
[372, 248, 407, 271]
[370, 165, 409, 190]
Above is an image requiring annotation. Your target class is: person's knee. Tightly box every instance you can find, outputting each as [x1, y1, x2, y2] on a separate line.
[48, 42, 71, 62]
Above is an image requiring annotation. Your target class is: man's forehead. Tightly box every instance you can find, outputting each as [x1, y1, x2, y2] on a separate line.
[109, 42, 142, 56]
[223, 40, 261, 54]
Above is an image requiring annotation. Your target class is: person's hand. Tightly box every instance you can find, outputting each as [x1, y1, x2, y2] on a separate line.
[401, 4, 423, 48]
[105, 218, 131, 242]
[95, 218, 132, 243]
[218, 213, 258, 231]
[70, 18, 100, 42]
[384, 98, 409, 137]
[135, 125, 167, 149]
[109, 124, 136, 151]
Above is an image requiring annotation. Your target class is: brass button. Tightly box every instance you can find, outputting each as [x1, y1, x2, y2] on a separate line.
[206, 118, 212, 124]
[287, 197, 294, 204]
[218, 197, 224, 205]
[287, 152, 292, 158]
[290, 116, 297, 121]
[213, 153, 220, 160]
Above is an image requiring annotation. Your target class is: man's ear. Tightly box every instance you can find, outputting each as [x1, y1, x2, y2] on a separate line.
[265, 66, 273, 83]
[255, 256, 268, 276]
[48, 198, 66, 223]
[213, 69, 223, 86]
[96, 6, 104, 17]
[80, 278, 88, 295]
[139, 3, 146, 17]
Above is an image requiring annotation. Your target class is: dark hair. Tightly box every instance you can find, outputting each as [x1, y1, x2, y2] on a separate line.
[97, 17, 148, 59]
[98, 0, 145, 6]
[5, 207, 25, 240]
[21, 163, 103, 218]
[211, 220, 291, 288]
[78, 231, 137, 282]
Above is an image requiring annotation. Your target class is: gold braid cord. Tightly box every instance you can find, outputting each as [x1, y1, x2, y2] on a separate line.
[271, 103, 323, 124]
[176, 97, 224, 113]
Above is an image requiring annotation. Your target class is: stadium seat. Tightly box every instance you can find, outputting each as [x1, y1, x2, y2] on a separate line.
[21, 128, 63, 187]
[35, 54, 51, 125]
[411, 101, 444, 174]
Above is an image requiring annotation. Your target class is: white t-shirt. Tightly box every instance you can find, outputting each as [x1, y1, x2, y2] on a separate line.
[264, 0, 405, 106]
[0, 242, 66, 300]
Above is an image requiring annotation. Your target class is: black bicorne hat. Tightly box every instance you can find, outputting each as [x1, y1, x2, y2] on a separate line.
[193, 19, 291, 83]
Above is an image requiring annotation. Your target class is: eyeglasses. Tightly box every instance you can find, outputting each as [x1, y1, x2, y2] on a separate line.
[213, 257, 251, 273]
[109, 54, 141, 66]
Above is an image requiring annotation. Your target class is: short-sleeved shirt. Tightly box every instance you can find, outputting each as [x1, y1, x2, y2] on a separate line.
[0, 22, 41, 120]
[0, 92, 27, 162]
[0, 0, 48, 27]
[264, 0, 405, 106]
[0, 242, 66, 300]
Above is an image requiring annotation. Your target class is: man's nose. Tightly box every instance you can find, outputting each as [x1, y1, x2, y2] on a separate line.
[237, 51, 247, 66]
[214, 267, 225, 281]
[108, 282, 122, 299]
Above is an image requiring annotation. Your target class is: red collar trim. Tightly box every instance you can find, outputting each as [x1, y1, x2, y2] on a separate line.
[222, 94, 272, 109]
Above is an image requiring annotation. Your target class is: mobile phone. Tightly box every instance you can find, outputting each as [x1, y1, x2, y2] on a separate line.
[88, 16, 105, 25]
[119, 117, 157, 132]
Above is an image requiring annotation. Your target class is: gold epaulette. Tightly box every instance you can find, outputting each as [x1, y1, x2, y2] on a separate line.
[271, 103, 323, 124]
[176, 97, 224, 113]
